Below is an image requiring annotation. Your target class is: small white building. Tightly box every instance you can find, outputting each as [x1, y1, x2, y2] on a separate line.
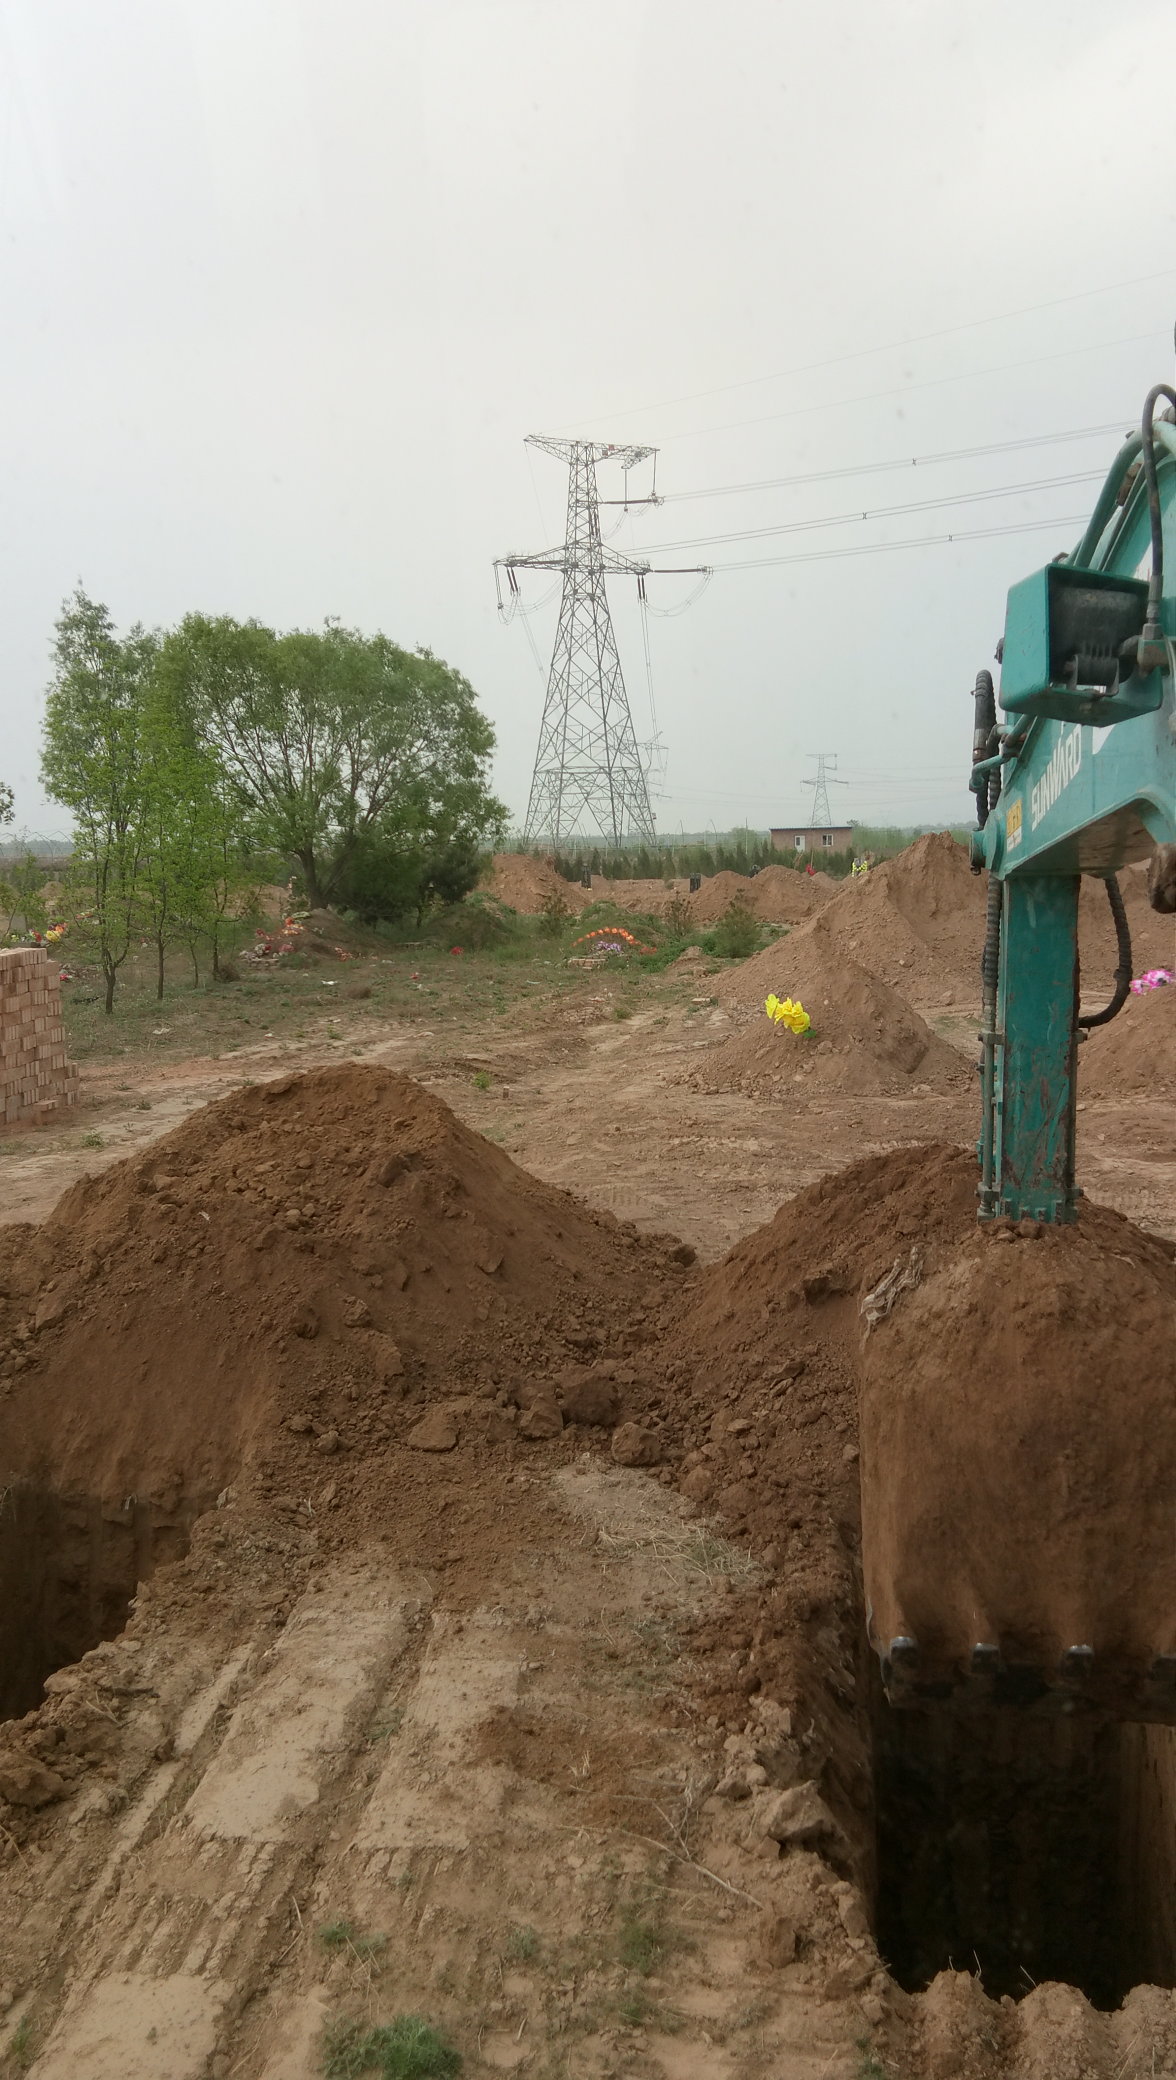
[770, 824, 854, 855]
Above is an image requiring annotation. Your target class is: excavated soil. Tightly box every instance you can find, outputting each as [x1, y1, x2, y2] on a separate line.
[481, 852, 837, 925]
[685, 865, 836, 925]
[753, 833, 989, 1009]
[0, 1064, 675, 1517]
[480, 852, 594, 914]
[2, 1064, 1176, 2076]
[688, 913, 969, 1100]
[1080, 982, 1176, 1098]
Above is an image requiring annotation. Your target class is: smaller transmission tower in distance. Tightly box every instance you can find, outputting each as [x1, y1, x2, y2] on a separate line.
[496, 439, 659, 849]
[803, 752, 846, 827]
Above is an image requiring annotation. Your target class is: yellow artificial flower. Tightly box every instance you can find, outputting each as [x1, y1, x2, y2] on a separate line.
[764, 993, 811, 1036]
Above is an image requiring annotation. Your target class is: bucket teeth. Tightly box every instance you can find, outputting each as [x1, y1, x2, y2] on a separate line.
[1060, 1645, 1095, 1683]
[888, 1636, 920, 1668]
[970, 1642, 1001, 1676]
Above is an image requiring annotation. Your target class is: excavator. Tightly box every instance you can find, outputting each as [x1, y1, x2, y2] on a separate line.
[862, 364, 1176, 1724]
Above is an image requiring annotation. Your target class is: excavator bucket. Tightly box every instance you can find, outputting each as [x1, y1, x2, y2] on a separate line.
[858, 1209, 1176, 1722]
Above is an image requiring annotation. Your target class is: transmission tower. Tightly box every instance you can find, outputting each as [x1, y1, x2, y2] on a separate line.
[803, 752, 846, 826]
[495, 438, 703, 849]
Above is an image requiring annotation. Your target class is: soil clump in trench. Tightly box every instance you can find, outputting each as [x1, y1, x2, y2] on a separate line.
[2, 1069, 1175, 2073]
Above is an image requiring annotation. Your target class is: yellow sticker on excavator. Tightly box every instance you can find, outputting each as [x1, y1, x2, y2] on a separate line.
[1005, 796, 1023, 852]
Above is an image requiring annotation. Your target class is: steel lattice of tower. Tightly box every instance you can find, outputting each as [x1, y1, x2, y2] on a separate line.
[496, 438, 659, 848]
[803, 752, 846, 826]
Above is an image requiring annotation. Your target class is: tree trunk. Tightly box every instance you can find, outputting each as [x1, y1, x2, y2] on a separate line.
[190, 944, 200, 987]
[299, 851, 321, 911]
[157, 937, 165, 1000]
[103, 961, 115, 1015]
[212, 934, 220, 980]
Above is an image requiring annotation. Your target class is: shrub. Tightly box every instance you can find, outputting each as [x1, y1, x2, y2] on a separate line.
[322, 2014, 460, 2078]
[504, 1923, 539, 1961]
[540, 886, 569, 936]
[662, 892, 693, 936]
[318, 1918, 386, 1961]
[618, 1901, 664, 1974]
[710, 890, 760, 959]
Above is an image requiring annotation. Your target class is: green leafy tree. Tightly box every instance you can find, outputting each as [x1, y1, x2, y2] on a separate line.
[172, 757, 259, 984]
[0, 781, 13, 829]
[160, 616, 506, 912]
[0, 854, 49, 942]
[133, 676, 256, 994]
[41, 588, 160, 1013]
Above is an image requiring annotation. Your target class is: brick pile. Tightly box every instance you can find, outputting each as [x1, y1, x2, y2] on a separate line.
[1, 946, 79, 1126]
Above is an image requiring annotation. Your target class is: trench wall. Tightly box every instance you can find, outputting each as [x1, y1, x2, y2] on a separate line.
[0, 1487, 199, 1722]
[1121, 1722, 1176, 1987]
[1, 945, 78, 1126]
[872, 1676, 1176, 2008]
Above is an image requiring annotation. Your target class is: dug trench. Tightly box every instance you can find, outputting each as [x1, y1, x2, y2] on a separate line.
[1, 1064, 1175, 2077]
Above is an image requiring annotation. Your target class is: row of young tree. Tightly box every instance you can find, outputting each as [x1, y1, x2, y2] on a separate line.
[549, 831, 778, 883]
[547, 823, 972, 885]
[39, 589, 507, 1011]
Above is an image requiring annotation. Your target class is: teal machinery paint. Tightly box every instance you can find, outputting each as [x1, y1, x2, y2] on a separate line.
[969, 380, 1176, 1225]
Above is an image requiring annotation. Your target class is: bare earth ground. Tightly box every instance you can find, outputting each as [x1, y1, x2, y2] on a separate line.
[2, 941, 1172, 1252]
[1, 919, 1174, 2080]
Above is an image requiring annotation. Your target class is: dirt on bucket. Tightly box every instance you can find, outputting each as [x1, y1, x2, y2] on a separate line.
[858, 1204, 1176, 1702]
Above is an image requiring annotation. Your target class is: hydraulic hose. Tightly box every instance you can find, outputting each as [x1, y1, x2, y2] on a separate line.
[1138, 378, 1176, 666]
[970, 669, 998, 873]
[1078, 874, 1132, 1029]
[971, 669, 997, 822]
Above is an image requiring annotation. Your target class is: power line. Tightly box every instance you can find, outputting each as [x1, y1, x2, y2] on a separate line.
[637, 468, 1104, 556]
[649, 422, 1130, 505]
[645, 326, 1168, 449]
[555, 269, 1176, 432]
[708, 508, 1092, 573]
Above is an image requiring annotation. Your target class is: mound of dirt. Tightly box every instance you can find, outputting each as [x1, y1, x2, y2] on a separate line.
[1079, 979, 1176, 1098]
[745, 862, 838, 919]
[701, 836, 1173, 1013]
[479, 852, 592, 914]
[693, 910, 969, 1097]
[800, 831, 984, 1006]
[0, 1064, 676, 1512]
[687, 866, 836, 925]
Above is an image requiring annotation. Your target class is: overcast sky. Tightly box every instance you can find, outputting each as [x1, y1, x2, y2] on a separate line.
[1, 0, 1173, 842]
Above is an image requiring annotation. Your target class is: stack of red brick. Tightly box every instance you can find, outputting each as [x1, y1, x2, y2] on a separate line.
[1, 946, 79, 1125]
